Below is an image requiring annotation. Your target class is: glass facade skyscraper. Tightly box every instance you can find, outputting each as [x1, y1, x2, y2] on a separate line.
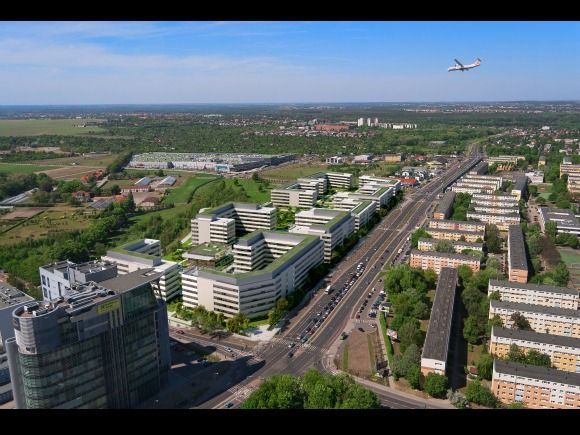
[6, 268, 170, 409]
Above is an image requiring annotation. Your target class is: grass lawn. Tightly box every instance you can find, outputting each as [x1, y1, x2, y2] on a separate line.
[26, 153, 118, 167]
[0, 118, 106, 136]
[163, 176, 219, 204]
[0, 163, 55, 174]
[557, 247, 580, 266]
[367, 335, 376, 373]
[247, 316, 270, 328]
[260, 163, 329, 181]
[467, 344, 484, 367]
[225, 178, 272, 203]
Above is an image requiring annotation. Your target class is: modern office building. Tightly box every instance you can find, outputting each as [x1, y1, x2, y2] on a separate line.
[102, 239, 181, 301]
[538, 207, 580, 235]
[271, 182, 318, 208]
[488, 279, 579, 309]
[297, 173, 328, 195]
[507, 225, 528, 283]
[358, 175, 402, 192]
[490, 326, 580, 373]
[331, 199, 376, 230]
[332, 185, 394, 208]
[5, 269, 171, 409]
[466, 211, 521, 231]
[427, 219, 486, 233]
[0, 283, 34, 345]
[433, 191, 455, 220]
[290, 208, 355, 262]
[427, 227, 486, 243]
[489, 300, 580, 338]
[193, 202, 277, 235]
[181, 231, 324, 318]
[410, 250, 481, 274]
[420, 267, 458, 376]
[325, 172, 354, 190]
[191, 215, 236, 245]
[491, 359, 580, 409]
[418, 238, 483, 254]
[39, 260, 118, 302]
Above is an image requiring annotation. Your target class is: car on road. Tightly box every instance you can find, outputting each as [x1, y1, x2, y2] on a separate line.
[340, 332, 348, 340]
[225, 347, 233, 353]
[287, 351, 294, 358]
[358, 327, 365, 332]
[176, 330, 185, 334]
[355, 314, 360, 319]
[224, 402, 235, 409]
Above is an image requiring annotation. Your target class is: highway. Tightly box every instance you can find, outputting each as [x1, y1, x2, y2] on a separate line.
[191, 145, 481, 409]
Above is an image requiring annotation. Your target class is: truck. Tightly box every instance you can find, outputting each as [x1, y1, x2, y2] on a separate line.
[324, 285, 333, 295]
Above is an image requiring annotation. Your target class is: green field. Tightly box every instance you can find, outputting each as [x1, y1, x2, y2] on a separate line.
[0, 119, 106, 136]
[224, 178, 272, 203]
[557, 248, 580, 267]
[27, 153, 118, 167]
[260, 163, 329, 181]
[163, 176, 219, 204]
[0, 163, 55, 174]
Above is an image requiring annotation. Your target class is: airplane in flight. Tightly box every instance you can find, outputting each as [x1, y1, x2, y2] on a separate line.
[448, 58, 481, 72]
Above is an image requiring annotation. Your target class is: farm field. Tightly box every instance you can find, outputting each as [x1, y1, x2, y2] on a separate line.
[37, 166, 102, 180]
[0, 205, 96, 246]
[0, 118, 106, 136]
[259, 162, 329, 183]
[27, 153, 118, 167]
[0, 163, 55, 174]
[223, 178, 271, 203]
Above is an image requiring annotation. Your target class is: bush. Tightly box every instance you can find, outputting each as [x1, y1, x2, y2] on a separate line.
[465, 380, 497, 408]
[424, 373, 449, 398]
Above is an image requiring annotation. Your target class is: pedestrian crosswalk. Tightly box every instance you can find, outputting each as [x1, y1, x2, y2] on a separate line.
[265, 336, 328, 354]
[227, 384, 253, 397]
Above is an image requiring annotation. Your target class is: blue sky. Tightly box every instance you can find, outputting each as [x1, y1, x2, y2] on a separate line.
[0, 21, 579, 104]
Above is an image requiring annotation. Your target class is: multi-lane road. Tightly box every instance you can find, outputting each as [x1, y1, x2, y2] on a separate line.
[190, 145, 481, 409]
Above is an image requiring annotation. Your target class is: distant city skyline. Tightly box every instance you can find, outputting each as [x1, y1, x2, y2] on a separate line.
[1, 21, 579, 104]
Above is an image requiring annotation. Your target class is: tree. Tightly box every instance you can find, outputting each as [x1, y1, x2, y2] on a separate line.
[485, 256, 501, 272]
[525, 349, 552, 368]
[411, 228, 431, 248]
[156, 169, 165, 177]
[406, 364, 421, 390]
[485, 224, 502, 254]
[424, 373, 449, 398]
[465, 380, 497, 408]
[435, 240, 455, 253]
[398, 320, 423, 353]
[551, 262, 570, 287]
[463, 315, 483, 344]
[507, 344, 527, 363]
[476, 353, 493, 380]
[545, 221, 557, 242]
[109, 184, 121, 195]
[510, 312, 532, 331]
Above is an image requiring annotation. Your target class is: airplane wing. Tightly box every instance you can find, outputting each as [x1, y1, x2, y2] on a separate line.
[454, 59, 464, 67]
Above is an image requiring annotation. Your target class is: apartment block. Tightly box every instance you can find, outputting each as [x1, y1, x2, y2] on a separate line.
[271, 182, 318, 208]
[511, 176, 528, 201]
[538, 206, 580, 235]
[492, 359, 580, 409]
[290, 208, 355, 262]
[472, 204, 519, 215]
[427, 219, 486, 233]
[451, 184, 496, 195]
[488, 155, 525, 164]
[410, 250, 481, 274]
[433, 191, 455, 220]
[190, 215, 236, 245]
[331, 198, 376, 230]
[488, 279, 578, 309]
[490, 326, 580, 373]
[427, 227, 485, 243]
[102, 239, 181, 301]
[463, 173, 503, 187]
[466, 211, 521, 231]
[421, 267, 458, 376]
[5, 269, 171, 409]
[472, 193, 518, 205]
[181, 231, 324, 318]
[384, 154, 403, 163]
[489, 300, 580, 338]
[560, 163, 580, 178]
[39, 260, 118, 302]
[567, 173, 580, 195]
[418, 238, 483, 254]
[507, 225, 528, 283]
[194, 202, 277, 235]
